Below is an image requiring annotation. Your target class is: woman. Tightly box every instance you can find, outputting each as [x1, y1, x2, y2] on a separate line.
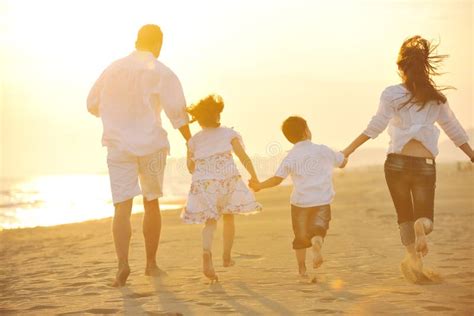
[343, 36, 473, 281]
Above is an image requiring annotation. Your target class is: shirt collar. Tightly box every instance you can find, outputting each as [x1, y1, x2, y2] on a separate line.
[131, 50, 156, 60]
[292, 140, 312, 149]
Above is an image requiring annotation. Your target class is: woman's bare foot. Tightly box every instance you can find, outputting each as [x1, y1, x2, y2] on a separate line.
[112, 263, 130, 287]
[203, 250, 218, 282]
[400, 245, 433, 284]
[145, 264, 167, 277]
[414, 220, 429, 256]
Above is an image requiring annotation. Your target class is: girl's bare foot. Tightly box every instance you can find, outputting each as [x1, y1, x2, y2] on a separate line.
[203, 250, 218, 282]
[414, 219, 429, 256]
[112, 263, 130, 287]
[223, 256, 235, 267]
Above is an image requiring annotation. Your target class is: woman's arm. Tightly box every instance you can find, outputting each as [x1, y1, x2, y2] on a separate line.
[231, 138, 258, 180]
[459, 143, 474, 162]
[342, 134, 370, 157]
[343, 89, 394, 157]
[437, 102, 471, 161]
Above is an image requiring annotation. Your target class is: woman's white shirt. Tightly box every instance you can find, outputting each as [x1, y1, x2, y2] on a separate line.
[363, 84, 469, 157]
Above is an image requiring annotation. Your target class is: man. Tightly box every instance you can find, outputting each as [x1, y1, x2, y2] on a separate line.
[87, 24, 191, 287]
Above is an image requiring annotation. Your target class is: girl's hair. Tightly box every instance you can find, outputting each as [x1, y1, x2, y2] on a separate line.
[397, 35, 449, 108]
[187, 94, 224, 128]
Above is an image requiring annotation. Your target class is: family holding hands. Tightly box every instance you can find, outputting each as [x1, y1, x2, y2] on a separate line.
[87, 24, 473, 287]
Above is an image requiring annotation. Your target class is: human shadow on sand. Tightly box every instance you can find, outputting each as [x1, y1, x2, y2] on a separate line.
[233, 281, 293, 315]
[150, 276, 192, 315]
[209, 283, 262, 315]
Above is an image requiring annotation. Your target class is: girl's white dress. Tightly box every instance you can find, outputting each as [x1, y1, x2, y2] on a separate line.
[181, 126, 262, 224]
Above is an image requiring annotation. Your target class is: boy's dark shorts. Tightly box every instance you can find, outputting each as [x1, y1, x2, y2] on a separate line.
[291, 204, 331, 250]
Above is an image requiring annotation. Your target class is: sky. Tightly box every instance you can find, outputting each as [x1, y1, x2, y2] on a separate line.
[0, 0, 473, 177]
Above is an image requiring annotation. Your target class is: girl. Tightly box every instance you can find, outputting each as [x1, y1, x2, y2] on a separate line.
[181, 94, 262, 281]
[343, 36, 473, 282]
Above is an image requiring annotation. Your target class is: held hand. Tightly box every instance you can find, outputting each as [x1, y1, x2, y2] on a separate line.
[342, 148, 351, 158]
[248, 178, 261, 192]
[340, 157, 349, 168]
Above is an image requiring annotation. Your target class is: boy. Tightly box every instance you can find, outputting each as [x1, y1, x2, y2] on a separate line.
[249, 116, 347, 277]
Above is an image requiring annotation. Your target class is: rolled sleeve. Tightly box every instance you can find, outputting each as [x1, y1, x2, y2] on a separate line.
[363, 89, 394, 139]
[437, 101, 469, 147]
[333, 150, 345, 167]
[323, 146, 344, 167]
[275, 156, 292, 179]
[159, 70, 189, 129]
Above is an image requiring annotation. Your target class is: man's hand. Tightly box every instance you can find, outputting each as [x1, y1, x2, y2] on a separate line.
[179, 124, 192, 142]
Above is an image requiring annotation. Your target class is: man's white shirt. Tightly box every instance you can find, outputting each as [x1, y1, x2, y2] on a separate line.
[87, 50, 189, 156]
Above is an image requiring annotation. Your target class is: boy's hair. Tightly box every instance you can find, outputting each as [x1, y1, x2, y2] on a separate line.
[281, 116, 308, 144]
[187, 94, 224, 128]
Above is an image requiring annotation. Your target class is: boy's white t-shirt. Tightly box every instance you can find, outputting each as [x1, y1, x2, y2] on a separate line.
[275, 140, 345, 208]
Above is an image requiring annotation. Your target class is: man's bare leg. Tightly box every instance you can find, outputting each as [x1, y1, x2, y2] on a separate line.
[223, 214, 235, 267]
[112, 199, 133, 287]
[143, 198, 163, 276]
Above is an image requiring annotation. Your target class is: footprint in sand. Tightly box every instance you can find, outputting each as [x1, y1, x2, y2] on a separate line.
[390, 291, 421, 296]
[28, 305, 61, 311]
[61, 308, 120, 315]
[308, 308, 342, 314]
[196, 301, 215, 307]
[423, 306, 454, 312]
[126, 291, 155, 298]
[320, 296, 336, 303]
[233, 252, 264, 260]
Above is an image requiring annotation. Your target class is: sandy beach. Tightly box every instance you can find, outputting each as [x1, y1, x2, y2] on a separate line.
[1, 165, 473, 315]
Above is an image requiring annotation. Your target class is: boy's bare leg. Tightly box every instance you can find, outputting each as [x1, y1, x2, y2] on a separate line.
[311, 236, 324, 269]
[143, 198, 163, 276]
[295, 249, 307, 277]
[112, 198, 133, 287]
[223, 214, 235, 267]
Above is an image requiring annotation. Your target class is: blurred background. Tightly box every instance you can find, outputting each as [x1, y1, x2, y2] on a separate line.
[0, 0, 472, 228]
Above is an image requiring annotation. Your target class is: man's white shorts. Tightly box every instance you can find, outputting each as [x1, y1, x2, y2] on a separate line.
[107, 147, 168, 204]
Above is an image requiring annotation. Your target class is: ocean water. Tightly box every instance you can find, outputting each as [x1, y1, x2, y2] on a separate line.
[0, 171, 191, 230]
[0, 155, 286, 230]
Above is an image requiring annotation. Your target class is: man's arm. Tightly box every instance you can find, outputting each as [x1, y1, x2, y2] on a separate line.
[160, 71, 190, 139]
[179, 125, 192, 142]
[86, 72, 105, 117]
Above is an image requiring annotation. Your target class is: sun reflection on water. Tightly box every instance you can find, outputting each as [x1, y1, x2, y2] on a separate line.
[0, 174, 184, 229]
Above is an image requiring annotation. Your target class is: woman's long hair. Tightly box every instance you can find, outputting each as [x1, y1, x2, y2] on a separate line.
[397, 36, 450, 108]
